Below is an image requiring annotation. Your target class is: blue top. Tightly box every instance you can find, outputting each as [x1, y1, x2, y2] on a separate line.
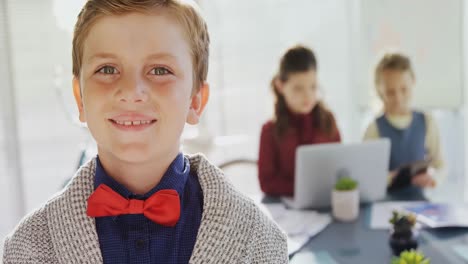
[376, 111, 427, 171]
[93, 153, 203, 264]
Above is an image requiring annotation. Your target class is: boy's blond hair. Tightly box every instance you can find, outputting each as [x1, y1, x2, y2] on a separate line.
[374, 52, 415, 99]
[72, 0, 210, 91]
[374, 52, 415, 86]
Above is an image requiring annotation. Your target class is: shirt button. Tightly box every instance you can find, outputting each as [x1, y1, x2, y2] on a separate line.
[136, 239, 146, 249]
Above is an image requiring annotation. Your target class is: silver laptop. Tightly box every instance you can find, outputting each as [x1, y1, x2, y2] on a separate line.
[282, 139, 390, 209]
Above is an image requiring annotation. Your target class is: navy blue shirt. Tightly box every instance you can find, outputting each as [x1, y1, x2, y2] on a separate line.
[377, 111, 427, 193]
[93, 154, 203, 264]
[376, 111, 427, 171]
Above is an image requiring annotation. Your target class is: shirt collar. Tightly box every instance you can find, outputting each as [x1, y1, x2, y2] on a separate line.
[94, 153, 190, 200]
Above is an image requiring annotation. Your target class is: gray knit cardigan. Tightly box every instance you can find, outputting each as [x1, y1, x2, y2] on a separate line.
[3, 154, 288, 263]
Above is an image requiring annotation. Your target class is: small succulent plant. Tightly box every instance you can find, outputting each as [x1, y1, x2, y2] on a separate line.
[391, 250, 430, 264]
[389, 211, 417, 238]
[334, 177, 358, 191]
[389, 210, 419, 255]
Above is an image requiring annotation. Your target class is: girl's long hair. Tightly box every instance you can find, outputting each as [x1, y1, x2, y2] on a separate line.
[272, 45, 335, 138]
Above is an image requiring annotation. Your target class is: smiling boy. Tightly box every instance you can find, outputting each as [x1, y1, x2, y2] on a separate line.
[2, 1, 288, 263]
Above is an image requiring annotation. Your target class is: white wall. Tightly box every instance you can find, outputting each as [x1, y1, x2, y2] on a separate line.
[0, 1, 88, 251]
[0, 0, 24, 252]
[464, 0, 468, 202]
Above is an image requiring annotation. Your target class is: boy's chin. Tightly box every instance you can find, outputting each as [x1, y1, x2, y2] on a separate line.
[116, 152, 152, 164]
[112, 145, 178, 164]
[108, 146, 158, 164]
[392, 107, 411, 115]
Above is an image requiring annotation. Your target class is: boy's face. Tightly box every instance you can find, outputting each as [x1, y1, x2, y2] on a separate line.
[277, 69, 318, 114]
[378, 69, 413, 115]
[73, 12, 208, 164]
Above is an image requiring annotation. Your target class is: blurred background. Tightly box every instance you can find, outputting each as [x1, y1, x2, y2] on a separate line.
[1, 0, 467, 253]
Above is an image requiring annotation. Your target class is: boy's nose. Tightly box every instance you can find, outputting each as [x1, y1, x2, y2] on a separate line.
[117, 76, 149, 103]
[395, 93, 405, 105]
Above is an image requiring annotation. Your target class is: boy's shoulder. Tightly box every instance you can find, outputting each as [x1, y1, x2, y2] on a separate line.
[3, 160, 101, 263]
[2, 204, 56, 263]
[420, 111, 434, 123]
[188, 154, 288, 263]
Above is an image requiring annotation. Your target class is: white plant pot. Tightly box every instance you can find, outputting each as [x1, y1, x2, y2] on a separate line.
[332, 189, 359, 222]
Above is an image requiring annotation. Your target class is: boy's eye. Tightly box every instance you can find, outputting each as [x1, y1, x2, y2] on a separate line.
[150, 67, 171, 76]
[97, 66, 119, 75]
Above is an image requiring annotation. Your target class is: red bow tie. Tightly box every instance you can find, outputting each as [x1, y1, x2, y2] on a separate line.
[87, 184, 180, 227]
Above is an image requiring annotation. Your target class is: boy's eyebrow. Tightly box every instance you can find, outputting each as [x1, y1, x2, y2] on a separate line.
[87, 52, 180, 63]
[146, 53, 180, 62]
[87, 52, 118, 61]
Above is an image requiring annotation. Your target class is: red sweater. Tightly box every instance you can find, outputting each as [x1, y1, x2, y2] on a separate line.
[258, 112, 341, 196]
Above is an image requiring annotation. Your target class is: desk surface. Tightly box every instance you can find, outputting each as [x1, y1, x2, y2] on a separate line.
[304, 205, 468, 263]
[264, 188, 468, 263]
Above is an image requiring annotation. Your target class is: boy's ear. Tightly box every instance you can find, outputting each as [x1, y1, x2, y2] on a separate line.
[72, 77, 86, 123]
[376, 84, 384, 100]
[186, 82, 209, 125]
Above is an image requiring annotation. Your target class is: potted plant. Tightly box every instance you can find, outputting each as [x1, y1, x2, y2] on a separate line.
[391, 250, 430, 264]
[331, 177, 359, 221]
[389, 210, 419, 256]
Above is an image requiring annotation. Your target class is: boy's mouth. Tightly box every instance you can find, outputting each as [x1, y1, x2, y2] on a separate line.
[108, 118, 157, 131]
[109, 119, 156, 126]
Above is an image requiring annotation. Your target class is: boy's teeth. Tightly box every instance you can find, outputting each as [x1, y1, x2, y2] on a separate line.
[114, 120, 152, 126]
